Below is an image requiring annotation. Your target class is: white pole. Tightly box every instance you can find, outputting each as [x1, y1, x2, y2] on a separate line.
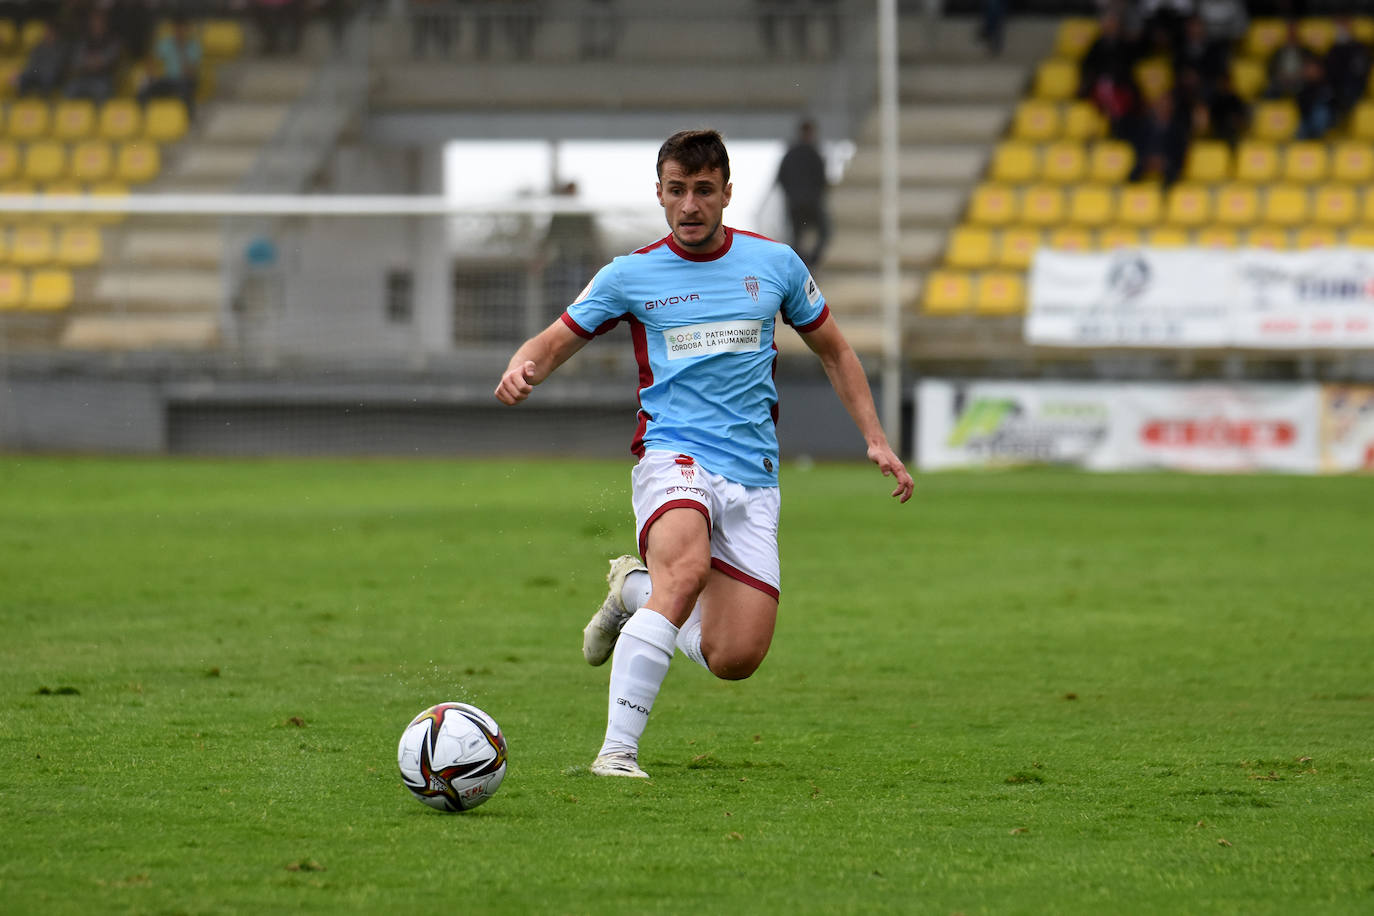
[876, 0, 903, 453]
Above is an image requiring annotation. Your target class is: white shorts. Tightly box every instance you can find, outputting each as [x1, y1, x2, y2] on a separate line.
[631, 449, 781, 599]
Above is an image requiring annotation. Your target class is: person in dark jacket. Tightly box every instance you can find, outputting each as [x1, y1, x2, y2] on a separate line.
[775, 119, 830, 270]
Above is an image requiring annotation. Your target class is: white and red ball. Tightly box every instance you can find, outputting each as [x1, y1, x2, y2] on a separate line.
[397, 702, 507, 811]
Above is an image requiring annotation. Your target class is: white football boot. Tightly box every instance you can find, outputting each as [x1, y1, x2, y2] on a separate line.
[582, 554, 648, 666]
[590, 752, 649, 779]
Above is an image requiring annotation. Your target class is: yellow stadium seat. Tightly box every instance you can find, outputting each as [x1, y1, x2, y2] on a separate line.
[1359, 189, 1374, 224]
[201, 20, 245, 58]
[1041, 141, 1086, 183]
[1354, 17, 1374, 43]
[1331, 142, 1374, 182]
[1019, 184, 1065, 226]
[1088, 140, 1134, 182]
[1184, 140, 1231, 182]
[1297, 17, 1336, 53]
[88, 181, 129, 224]
[1294, 225, 1339, 249]
[1033, 58, 1079, 101]
[974, 271, 1026, 315]
[51, 100, 95, 141]
[0, 226, 9, 260]
[115, 142, 161, 184]
[1235, 141, 1280, 182]
[1098, 225, 1142, 250]
[1047, 225, 1093, 251]
[0, 60, 20, 101]
[40, 182, 82, 223]
[1054, 17, 1098, 59]
[968, 184, 1018, 225]
[0, 140, 18, 180]
[1229, 58, 1265, 99]
[922, 270, 972, 314]
[1213, 184, 1260, 226]
[22, 140, 65, 183]
[1165, 184, 1212, 226]
[0, 267, 23, 308]
[70, 140, 112, 183]
[0, 22, 14, 52]
[10, 223, 52, 266]
[1068, 184, 1114, 226]
[99, 100, 142, 142]
[1244, 19, 1287, 59]
[1243, 225, 1290, 249]
[1195, 225, 1239, 249]
[19, 20, 45, 50]
[1011, 100, 1060, 142]
[989, 142, 1038, 183]
[55, 223, 102, 267]
[996, 226, 1042, 269]
[1250, 100, 1298, 141]
[944, 226, 995, 269]
[7, 98, 48, 140]
[1116, 184, 1162, 225]
[1262, 184, 1309, 226]
[26, 267, 71, 310]
[1134, 58, 1173, 101]
[1349, 101, 1374, 140]
[1344, 226, 1374, 248]
[1282, 141, 1328, 183]
[1062, 101, 1106, 140]
[1312, 184, 1357, 225]
[143, 99, 188, 143]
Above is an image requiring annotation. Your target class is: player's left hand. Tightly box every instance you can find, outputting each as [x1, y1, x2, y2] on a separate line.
[868, 444, 914, 503]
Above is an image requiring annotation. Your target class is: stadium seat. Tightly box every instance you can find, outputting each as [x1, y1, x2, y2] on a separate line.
[1047, 225, 1093, 251]
[1331, 142, 1374, 182]
[1344, 226, 1374, 248]
[55, 223, 101, 267]
[1250, 101, 1298, 141]
[1019, 184, 1066, 225]
[989, 142, 1038, 183]
[1165, 184, 1212, 226]
[1213, 183, 1260, 225]
[944, 226, 995, 269]
[99, 100, 142, 142]
[1068, 184, 1113, 226]
[0, 60, 19, 101]
[1088, 140, 1133, 182]
[1184, 140, 1231, 182]
[0, 21, 14, 53]
[1312, 184, 1357, 225]
[0, 140, 18, 180]
[115, 143, 161, 184]
[1243, 225, 1289, 249]
[10, 223, 52, 266]
[1360, 188, 1374, 224]
[1054, 17, 1098, 59]
[1229, 58, 1265, 99]
[143, 99, 188, 143]
[1062, 101, 1106, 140]
[1282, 142, 1328, 183]
[1134, 58, 1173, 101]
[40, 182, 82, 223]
[70, 140, 113, 183]
[1041, 141, 1086, 183]
[968, 184, 1017, 225]
[0, 267, 23, 308]
[52, 100, 95, 142]
[1262, 185, 1309, 226]
[1194, 225, 1239, 249]
[922, 270, 972, 314]
[1297, 17, 1336, 53]
[1098, 225, 1142, 250]
[1235, 141, 1280, 182]
[1244, 18, 1287, 59]
[1011, 100, 1060, 142]
[973, 271, 1026, 315]
[26, 267, 72, 310]
[88, 181, 129, 223]
[22, 141, 66, 183]
[1293, 225, 1339, 249]
[1033, 59, 1078, 101]
[201, 20, 246, 58]
[1116, 184, 1162, 225]
[18, 19, 45, 50]
[996, 226, 1041, 269]
[7, 99, 48, 140]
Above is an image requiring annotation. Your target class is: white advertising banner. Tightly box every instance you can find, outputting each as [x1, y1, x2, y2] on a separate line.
[918, 380, 1323, 474]
[1319, 385, 1374, 473]
[1027, 248, 1374, 349]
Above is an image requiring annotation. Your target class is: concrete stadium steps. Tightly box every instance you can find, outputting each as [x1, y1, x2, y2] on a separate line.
[91, 269, 222, 312]
[200, 102, 291, 143]
[815, 269, 920, 315]
[219, 62, 317, 102]
[59, 314, 220, 350]
[829, 185, 966, 226]
[118, 227, 225, 268]
[844, 144, 992, 185]
[825, 228, 945, 270]
[900, 64, 1029, 102]
[896, 15, 1058, 63]
[857, 103, 1010, 145]
[903, 313, 1031, 361]
[165, 145, 263, 185]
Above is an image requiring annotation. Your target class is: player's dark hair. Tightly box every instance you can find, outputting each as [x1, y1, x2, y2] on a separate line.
[656, 129, 730, 184]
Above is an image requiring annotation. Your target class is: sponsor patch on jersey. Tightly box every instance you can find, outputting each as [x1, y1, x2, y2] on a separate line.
[663, 320, 763, 360]
[572, 279, 593, 304]
[804, 274, 821, 306]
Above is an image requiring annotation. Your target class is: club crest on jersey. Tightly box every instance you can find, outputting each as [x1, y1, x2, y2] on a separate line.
[742, 275, 760, 302]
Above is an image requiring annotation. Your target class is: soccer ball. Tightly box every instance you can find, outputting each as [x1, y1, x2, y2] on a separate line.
[397, 702, 507, 812]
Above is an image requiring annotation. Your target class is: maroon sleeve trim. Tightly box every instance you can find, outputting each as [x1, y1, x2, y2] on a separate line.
[792, 304, 830, 334]
[560, 311, 594, 339]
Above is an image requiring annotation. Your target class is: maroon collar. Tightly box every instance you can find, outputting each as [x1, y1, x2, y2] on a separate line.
[665, 226, 734, 262]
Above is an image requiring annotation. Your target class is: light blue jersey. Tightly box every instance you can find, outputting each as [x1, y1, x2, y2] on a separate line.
[562, 227, 829, 487]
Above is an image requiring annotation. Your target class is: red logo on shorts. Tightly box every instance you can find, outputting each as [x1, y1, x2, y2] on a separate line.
[675, 454, 695, 483]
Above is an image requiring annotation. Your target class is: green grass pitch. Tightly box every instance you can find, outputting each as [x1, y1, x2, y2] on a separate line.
[1, 456, 1371, 914]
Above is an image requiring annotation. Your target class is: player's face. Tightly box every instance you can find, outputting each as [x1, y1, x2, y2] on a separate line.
[656, 161, 732, 253]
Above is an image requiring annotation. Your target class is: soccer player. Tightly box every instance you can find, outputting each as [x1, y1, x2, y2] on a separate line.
[494, 129, 913, 778]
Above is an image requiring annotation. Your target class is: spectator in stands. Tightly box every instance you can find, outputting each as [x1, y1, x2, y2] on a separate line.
[1295, 55, 1334, 140]
[1173, 15, 1229, 89]
[1171, 65, 1212, 137]
[1324, 17, 1372, 126]
[1206, 70, 1251, 147]
[1078, 10, 1139, 99]
[137, 16, 200, 118]
[64, 9, 122, 104]
[1129, 91, 1189, 186]
[1195, 0, 1246, 44]
[1263, 21, 1314, 99]
[411, 0, 456, 58]
[113, 0, 155, 61]
[1140, 0, 1192, 57]
[253, 0, 304, 56]
[978, 0, 1007, 57]
[775, 119, 830, 270]
[13, 21, 67, 96]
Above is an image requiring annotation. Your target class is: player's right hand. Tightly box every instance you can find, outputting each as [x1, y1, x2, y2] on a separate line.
[494, 360, 538, 405]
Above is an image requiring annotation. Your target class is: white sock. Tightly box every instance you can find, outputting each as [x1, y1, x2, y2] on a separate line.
[675, 603, 708, 670]
[619, 569, 652, 614]
[599, 608, 678, 758]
